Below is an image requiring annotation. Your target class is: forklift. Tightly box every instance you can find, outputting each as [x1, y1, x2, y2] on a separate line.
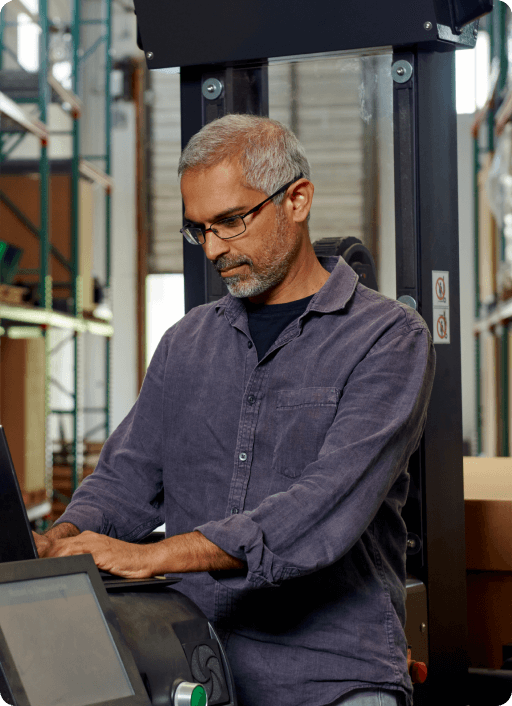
[133, 0, 512, 703]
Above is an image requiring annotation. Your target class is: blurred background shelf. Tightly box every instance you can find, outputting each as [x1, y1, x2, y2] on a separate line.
[0, 0, 114, 526]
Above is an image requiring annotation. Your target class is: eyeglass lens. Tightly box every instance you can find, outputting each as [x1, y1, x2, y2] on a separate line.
[184, 215, 246, 244]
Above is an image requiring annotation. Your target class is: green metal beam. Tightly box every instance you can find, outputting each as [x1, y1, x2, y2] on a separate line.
[105, 338, 111, 437]
[0, 131, 28, 161]
[80, 34, 107, 64]
[50, 376, 76, 399]
[0, 8, 5, 72]
[72, 0, 81, 493]
[473, 137, 482, 455]
[1, 43, 23, 68]
[105, 0, 112, 440]
[0, 190, 73, 271]
[488, 8, 495, 153]
[39, 0, 50, 310]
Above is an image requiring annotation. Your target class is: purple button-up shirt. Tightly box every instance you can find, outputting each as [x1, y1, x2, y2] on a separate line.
[58, 256, 435, 706]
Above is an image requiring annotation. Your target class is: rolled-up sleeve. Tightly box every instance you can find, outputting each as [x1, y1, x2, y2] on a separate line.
[54, 331, 170, 540]
[196, 323, 435, 589]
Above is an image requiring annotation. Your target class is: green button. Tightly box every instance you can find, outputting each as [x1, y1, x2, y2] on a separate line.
[191, 685, 207, 706]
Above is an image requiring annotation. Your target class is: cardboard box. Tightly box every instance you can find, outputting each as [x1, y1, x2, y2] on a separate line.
[0, 173, 94, 311]
[0, 338, 46, 496]
[464, 457, 512, 668]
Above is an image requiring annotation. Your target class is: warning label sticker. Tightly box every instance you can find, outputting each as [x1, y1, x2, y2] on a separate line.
[432, 271, 450, 344]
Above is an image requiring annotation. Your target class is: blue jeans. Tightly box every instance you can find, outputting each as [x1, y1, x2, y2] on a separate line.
[328, 689, 402, 706]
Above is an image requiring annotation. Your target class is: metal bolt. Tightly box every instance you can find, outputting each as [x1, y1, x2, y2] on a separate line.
[420, 623, 427, 633]
[146, 51, 154, 60]
[201, 78, 223, 100]
[424, 21, 433, 30]
[474, 28, 478, 38]
[396, 67, 405, 77]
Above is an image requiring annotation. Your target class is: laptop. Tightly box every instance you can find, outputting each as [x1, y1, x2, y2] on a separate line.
[0, 425, 178, 591]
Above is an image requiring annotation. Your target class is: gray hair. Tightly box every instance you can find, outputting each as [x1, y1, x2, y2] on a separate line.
[178, 114, 311, 204]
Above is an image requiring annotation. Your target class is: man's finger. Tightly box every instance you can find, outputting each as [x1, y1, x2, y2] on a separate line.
[32, 531, 51, 558]
[44, 537, 89, 558]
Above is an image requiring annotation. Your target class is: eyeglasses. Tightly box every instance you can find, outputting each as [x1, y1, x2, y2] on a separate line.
[180, 174, 304, 246]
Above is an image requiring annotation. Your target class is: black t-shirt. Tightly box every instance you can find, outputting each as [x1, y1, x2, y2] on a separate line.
[244, 294, 314, 361]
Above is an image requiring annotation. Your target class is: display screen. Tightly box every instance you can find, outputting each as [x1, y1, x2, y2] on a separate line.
[0, 573, 134, 706]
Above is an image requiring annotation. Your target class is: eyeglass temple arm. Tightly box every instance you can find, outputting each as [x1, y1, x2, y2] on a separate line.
[243, 174, 305, 219]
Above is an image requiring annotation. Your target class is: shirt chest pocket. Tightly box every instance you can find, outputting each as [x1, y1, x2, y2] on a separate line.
[273, 387, 342, 479]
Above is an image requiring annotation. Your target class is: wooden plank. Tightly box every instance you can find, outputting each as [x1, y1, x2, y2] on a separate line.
[47, 74, 83, 117]
[79, 160, 114, 191]
[0, 91, 48, 141]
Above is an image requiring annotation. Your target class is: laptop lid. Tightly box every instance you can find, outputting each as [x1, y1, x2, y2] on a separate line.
[0, 425, 38, 563]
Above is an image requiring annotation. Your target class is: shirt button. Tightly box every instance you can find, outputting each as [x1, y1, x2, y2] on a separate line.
[247, 341, 253, 349]
[247, 395, 255, 405]
[231, 507, 239, 515]
[239, 452, 247, 462]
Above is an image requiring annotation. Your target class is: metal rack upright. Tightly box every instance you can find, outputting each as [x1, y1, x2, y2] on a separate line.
[472, 3, 510, 457]
[0, 0, 114, 522]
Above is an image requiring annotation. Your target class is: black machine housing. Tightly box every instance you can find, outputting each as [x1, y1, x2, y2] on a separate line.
[0, 555, 237, 706]
[107, 586, 237, 706]
[134, 0, 484, 71]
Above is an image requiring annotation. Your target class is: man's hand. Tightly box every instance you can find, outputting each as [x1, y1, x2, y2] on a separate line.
[33, 525, 244, 578]
[33, 531, 52, 557]
[43, 531, 153, 579]
[33, 522, 81, 558]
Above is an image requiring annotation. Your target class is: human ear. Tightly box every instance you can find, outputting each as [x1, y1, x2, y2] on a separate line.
[286, 179, 314, 223]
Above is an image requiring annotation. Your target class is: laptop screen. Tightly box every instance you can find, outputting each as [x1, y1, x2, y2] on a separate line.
[0, 426, 38, 563]
[0, 572, 135, 706]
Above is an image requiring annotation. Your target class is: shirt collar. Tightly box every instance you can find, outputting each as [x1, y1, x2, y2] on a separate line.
[215, 256, 359, 324]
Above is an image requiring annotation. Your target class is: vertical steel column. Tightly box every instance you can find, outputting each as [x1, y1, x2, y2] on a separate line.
[71, 0, 82, 492]
[474, 138, 482, 455]
[392, 50, 420, 308]
[38, 0, 52, 508]
[105, 0, 112, 290]
[38, 0, 50, 309]
[393, 46, 468, 703]
[498, 3, 509, 451]
[44, 325, 53, 507]
[419, 47, 467, 704]
[180, 60, 269, 312]
[105, 0, 112, 438]
[71, 0, 81, 317]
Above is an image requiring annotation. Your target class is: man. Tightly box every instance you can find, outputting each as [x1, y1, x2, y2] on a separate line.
[35, 114, 435, 706]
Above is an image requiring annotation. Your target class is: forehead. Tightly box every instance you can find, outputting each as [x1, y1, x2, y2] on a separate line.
[181, 160, 260, 220]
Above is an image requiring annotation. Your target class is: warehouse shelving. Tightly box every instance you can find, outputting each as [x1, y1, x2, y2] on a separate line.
[472, 4, 511, 457]
[0, 0, 114, 525]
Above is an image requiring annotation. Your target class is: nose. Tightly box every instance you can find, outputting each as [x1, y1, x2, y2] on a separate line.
[202, 228, 230, 262]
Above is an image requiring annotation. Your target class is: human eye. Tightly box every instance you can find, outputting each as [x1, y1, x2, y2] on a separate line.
[217, 215, 243, 229]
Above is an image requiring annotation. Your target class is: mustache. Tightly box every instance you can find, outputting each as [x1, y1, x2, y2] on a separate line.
[214, 256, 253, 273]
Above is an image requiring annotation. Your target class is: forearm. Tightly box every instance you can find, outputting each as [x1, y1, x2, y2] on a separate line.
[148, 531, 245, 575]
